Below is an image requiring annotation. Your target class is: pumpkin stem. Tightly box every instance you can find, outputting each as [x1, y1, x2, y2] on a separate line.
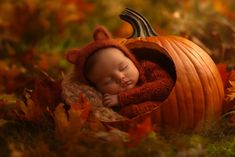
[120, 8, 158, 38]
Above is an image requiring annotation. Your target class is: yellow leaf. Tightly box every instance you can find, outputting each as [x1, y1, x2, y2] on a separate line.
[53, 103, 70, 135]
[53, 102, 88, 142]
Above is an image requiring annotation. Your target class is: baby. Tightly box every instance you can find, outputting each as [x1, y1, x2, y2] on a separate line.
[66, 26, 174, 118]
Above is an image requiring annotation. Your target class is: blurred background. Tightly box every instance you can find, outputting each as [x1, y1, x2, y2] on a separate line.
[0, 0, 235, 95]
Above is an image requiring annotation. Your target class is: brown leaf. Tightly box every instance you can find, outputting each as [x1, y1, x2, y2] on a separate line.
[53, 94, 91, 140]
[30, 78, 62, 112]
[14, 92, 46, 121]
[0, 94, 24, 120]
[53, 103, 70, 136]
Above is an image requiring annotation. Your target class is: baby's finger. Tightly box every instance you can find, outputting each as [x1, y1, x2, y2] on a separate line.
[103, 93, 110, 97]
[103, 100, 112, 106]
[103, 97, 111, 102]
[106, 102, 115, 107]
[102, 95, 108, 99]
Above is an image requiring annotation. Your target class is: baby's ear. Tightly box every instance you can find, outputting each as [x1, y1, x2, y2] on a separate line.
[93, 25, 112, 41]
[66, 49, 80, 64]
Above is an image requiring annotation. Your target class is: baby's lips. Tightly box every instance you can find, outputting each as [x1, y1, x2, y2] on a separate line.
[121, 80, 132, 87]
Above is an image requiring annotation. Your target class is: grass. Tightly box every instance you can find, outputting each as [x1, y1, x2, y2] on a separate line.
[0, 115, 234, 157]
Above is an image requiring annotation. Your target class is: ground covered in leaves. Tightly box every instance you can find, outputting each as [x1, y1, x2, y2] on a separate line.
[0, 0, 235, 157]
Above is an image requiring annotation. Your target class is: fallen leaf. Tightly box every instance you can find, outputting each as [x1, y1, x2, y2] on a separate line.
[53, 94, 91, 140]
[228, 70, 235, 81]
[225, 81, 235, 102]
[126, 117, 153, 147]
[53, 103, 70, 136]
[15, 92, 45, 121]
[28, 66, 63, 112]
[217, 63, 228, 86]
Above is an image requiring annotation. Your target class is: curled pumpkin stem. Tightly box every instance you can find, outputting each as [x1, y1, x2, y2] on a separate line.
[120, 8, 158, 38]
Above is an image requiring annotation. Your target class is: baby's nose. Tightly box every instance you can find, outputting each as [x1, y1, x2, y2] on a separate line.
[114, 72, 126, 83]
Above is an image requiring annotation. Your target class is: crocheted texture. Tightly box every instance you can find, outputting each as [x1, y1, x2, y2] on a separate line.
[118, 101, 161, 118]
[66, 26, 144, 84]
[117, 60, 174, 118]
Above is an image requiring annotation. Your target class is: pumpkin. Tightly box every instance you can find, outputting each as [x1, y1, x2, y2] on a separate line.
[101, 8, 224, 133]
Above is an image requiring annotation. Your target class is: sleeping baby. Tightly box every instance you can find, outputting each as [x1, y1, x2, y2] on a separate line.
[66, 26, 174, 118]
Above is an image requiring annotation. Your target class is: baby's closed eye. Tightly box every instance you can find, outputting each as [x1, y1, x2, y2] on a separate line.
[119, 65, 128, 71]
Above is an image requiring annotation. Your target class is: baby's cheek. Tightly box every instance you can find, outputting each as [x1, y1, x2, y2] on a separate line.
[106, 84, 123, 94]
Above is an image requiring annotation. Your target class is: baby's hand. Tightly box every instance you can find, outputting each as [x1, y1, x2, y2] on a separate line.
[102, 93, 119, 107]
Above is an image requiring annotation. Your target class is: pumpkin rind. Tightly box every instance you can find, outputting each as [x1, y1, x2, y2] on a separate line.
[118, 36, 224, 132]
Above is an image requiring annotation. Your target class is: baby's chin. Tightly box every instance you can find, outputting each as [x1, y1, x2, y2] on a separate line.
[125, 83, 135, 90]
[117, 84, 135, 92]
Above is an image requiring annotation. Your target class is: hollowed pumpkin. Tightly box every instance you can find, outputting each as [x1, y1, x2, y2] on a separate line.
[101, 8, 224, 133]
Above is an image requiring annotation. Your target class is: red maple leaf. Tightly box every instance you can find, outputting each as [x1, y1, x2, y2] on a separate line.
[69, 94, 91, 123]
[30, 78, 62, 112]
[217, 63, 229, 86]
[228, 70, 235, 81]
[126, 117, 153, 147]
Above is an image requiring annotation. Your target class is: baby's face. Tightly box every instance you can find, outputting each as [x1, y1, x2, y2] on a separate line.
[87, 48, 139, 94]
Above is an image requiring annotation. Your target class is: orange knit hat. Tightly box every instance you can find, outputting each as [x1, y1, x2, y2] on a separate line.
[66, 25, 142, 84]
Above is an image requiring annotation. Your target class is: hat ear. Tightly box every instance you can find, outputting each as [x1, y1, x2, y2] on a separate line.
[66, 49, 80, 64]
[93, 25, 112, 41]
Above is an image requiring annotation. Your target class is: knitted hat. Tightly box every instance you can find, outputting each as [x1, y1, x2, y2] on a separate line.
[66, 25, 143, 84]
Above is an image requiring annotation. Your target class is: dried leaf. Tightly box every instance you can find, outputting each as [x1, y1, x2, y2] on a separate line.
[30, 78, 62, 112]
[73, 94, 91, 122]
[0, 94, 23, 120]
[53, 103, 70, 136]
[228, 70, 235, 81]
[225, 81, 235, 102]
[15, 92, 46, 121]
[224, 71, 235, 113]
[53, 94, 91, 140]
[126, 117, 153, 147]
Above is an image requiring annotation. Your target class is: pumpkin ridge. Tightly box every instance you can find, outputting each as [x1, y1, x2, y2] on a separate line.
[180, 40, 223, 121]
[171, 37, 223, 104]
[176, 39, 219, 124]
[182, 39, 224, 103]
[168, 39, 197, 130]
[174, 39, 213, 127]
[179, 39, 223, 104]
[160, 38, 189, 130]
[169, 39, 206, 130]
[171, 39, 218, 130]
[163, 37, 205, 129]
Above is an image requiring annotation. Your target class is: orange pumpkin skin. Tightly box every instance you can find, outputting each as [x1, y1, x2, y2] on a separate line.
[117, 36, 224, 132]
